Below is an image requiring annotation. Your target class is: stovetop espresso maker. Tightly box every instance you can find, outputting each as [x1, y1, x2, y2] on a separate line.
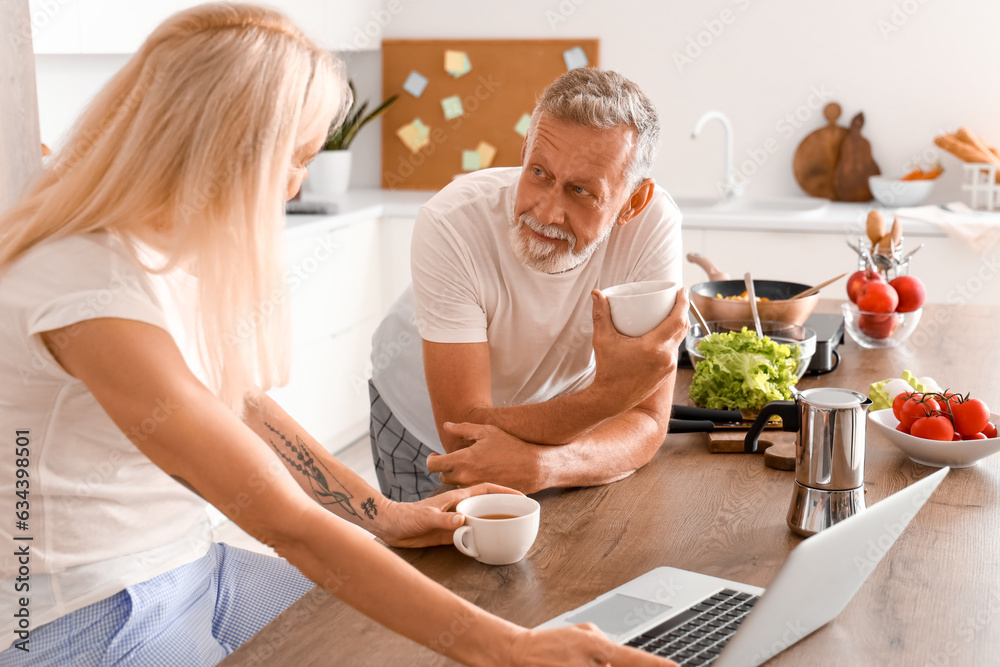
[745, 387, 871, 537]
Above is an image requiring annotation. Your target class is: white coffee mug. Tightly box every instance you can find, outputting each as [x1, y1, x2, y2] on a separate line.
[602, 280, 679, 337]
[453, 494, 540, 565]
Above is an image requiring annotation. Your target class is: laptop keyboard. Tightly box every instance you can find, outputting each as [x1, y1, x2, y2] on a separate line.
[624, 588, 759, 666]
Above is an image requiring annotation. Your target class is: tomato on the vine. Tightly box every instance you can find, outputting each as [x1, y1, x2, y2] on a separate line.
[892, 392, 917, 422]
[900, 395, 940, 429]
[910, 416, 955, 441]
[953, 399, 990, 436]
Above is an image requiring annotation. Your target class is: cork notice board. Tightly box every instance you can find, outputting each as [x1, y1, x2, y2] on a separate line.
[381, 39, 600, 190]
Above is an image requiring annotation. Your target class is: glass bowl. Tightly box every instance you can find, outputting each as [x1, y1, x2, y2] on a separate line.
[841, 302, 922, 349]
[685, 320, 817, 382]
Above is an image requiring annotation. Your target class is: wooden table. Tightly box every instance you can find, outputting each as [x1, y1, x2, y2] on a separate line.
[222, 302, 1000, 666]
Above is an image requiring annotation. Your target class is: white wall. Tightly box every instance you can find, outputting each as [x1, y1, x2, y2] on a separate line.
[383, 0, 1000, 203]
[32, 1, 1000, 202]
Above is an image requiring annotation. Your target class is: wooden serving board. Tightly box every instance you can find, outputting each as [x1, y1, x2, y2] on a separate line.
[702, 430, 797, 471]
[793, 102, 880, 202]
[793, 103, 846, 199]
[833, 112, 881, 202]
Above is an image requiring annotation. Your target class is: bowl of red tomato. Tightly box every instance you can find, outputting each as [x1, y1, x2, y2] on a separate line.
[842, 302, 921, 349]
[868, 391, 1000, 468]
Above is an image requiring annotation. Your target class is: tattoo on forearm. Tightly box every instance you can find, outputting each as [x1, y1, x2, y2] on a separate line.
[361, 497, 378, 520]
[263, 421, 362, 521]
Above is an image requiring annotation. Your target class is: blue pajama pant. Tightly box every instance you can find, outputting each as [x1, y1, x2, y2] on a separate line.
[0, 542, 313, 666]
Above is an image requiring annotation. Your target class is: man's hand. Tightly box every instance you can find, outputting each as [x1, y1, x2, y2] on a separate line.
[591, 287, 690, 415]
[426, 423, 551, 494]
[381, 482, 522, 548]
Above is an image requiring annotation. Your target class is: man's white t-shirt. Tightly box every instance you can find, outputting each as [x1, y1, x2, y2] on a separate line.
[0, 233, 213, 637]
[371, 167, 683, 453]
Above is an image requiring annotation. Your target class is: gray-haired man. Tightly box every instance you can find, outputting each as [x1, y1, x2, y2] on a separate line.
[369, 68, 688, 501]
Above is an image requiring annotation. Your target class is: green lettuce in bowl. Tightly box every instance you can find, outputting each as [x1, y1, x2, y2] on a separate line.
[687, 326, 806, 411]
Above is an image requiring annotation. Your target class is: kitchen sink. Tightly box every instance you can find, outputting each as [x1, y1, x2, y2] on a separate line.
[671, 196, 724, 210]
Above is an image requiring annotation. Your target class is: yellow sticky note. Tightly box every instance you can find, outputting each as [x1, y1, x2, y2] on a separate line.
[445, 50, 471, 77]
[396, 119, 430, 153]
[441, 95, 464, 120]
[514, 113, 532, 138]
[476, 141, 497, 169]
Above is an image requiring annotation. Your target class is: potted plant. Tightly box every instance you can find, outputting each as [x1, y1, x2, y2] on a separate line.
[307, 80, 398, 196]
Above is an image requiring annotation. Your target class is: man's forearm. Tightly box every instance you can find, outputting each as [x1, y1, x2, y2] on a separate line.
[466, 378, 653, 447]
[536, 406, 669, 489]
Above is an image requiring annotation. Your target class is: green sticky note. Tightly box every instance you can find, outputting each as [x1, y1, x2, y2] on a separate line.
[514, 113, 531, 138]
[441, 95, 464, 120]
[412, 118, 430, 139]
[462, 150, 481, 171]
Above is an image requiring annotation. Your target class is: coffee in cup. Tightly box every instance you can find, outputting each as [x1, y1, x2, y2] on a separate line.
[453, 494, 540, 565]
[602, 280, 678, 337]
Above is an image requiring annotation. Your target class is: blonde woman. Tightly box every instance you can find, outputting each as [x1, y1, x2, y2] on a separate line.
[0, 4, 673, 666]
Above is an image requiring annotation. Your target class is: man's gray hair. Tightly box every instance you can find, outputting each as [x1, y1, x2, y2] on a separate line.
[528, 68, 660, 191]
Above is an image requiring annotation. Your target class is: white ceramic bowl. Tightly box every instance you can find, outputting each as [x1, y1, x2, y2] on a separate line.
[868, 176, 935, 208]
[868, 409, 1000, 468]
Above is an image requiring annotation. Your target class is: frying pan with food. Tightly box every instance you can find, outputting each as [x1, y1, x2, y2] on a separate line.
[687, 253, 819, 326]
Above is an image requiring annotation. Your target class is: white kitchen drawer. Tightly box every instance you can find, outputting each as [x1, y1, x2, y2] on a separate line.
[286, 219, 381, 345]
[268, 316, 380, 453]
[379, 216, 416, 310]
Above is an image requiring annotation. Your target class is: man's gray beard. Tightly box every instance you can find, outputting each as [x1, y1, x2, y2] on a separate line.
[508, 213, 615, 274]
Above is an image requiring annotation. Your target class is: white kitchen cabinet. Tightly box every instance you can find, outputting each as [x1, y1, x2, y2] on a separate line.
[691, 227, 998, 306]
[269, 213, 401, 453]
[267, 316, 380, 453]
[78, 0, 177, 54]
[27, 0, 82, 54]
[284, 218, 382, 348]
[379, 216, 415, 309]
[34, 0, 388, 54]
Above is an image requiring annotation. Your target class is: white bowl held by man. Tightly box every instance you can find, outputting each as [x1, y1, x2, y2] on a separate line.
[602, 280, 678, 337]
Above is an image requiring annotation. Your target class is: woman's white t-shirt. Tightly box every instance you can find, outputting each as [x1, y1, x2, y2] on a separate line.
[0, 232, 212, 637]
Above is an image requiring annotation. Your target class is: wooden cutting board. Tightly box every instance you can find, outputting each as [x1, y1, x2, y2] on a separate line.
[793, 102, 847, 199]
[702, 430, 797, 471]
[833, 112, 881, 202]
[793, 102, 880, 202]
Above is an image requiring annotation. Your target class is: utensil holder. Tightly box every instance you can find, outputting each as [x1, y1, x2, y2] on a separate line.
[961, 163, 1000, 211]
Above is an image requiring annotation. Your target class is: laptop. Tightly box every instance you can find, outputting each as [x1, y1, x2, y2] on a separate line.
[537, 467, 949, 667]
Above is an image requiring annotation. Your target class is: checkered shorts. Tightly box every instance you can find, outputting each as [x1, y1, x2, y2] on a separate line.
[0, 542, 313, 666]
[369, 381, 440, 502]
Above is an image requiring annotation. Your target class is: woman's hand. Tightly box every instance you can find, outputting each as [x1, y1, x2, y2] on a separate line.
[505, 624, 678, 667]
[381, 482, 522, 548]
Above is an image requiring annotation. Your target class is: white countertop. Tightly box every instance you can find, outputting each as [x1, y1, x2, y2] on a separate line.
[283, 188, 957, 239]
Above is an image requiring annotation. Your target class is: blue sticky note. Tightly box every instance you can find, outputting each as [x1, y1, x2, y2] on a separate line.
[441, 95, 464, 120]
[402, 71, 428, 98]
[462, 150, 481, 171]
[563, 46, 588, 71]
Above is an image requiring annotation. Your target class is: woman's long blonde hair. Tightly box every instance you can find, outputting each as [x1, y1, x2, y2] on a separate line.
[0, 3, 348, 416]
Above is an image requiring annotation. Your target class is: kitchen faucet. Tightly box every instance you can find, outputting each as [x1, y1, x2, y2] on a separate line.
[692, 110, 741, 200]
